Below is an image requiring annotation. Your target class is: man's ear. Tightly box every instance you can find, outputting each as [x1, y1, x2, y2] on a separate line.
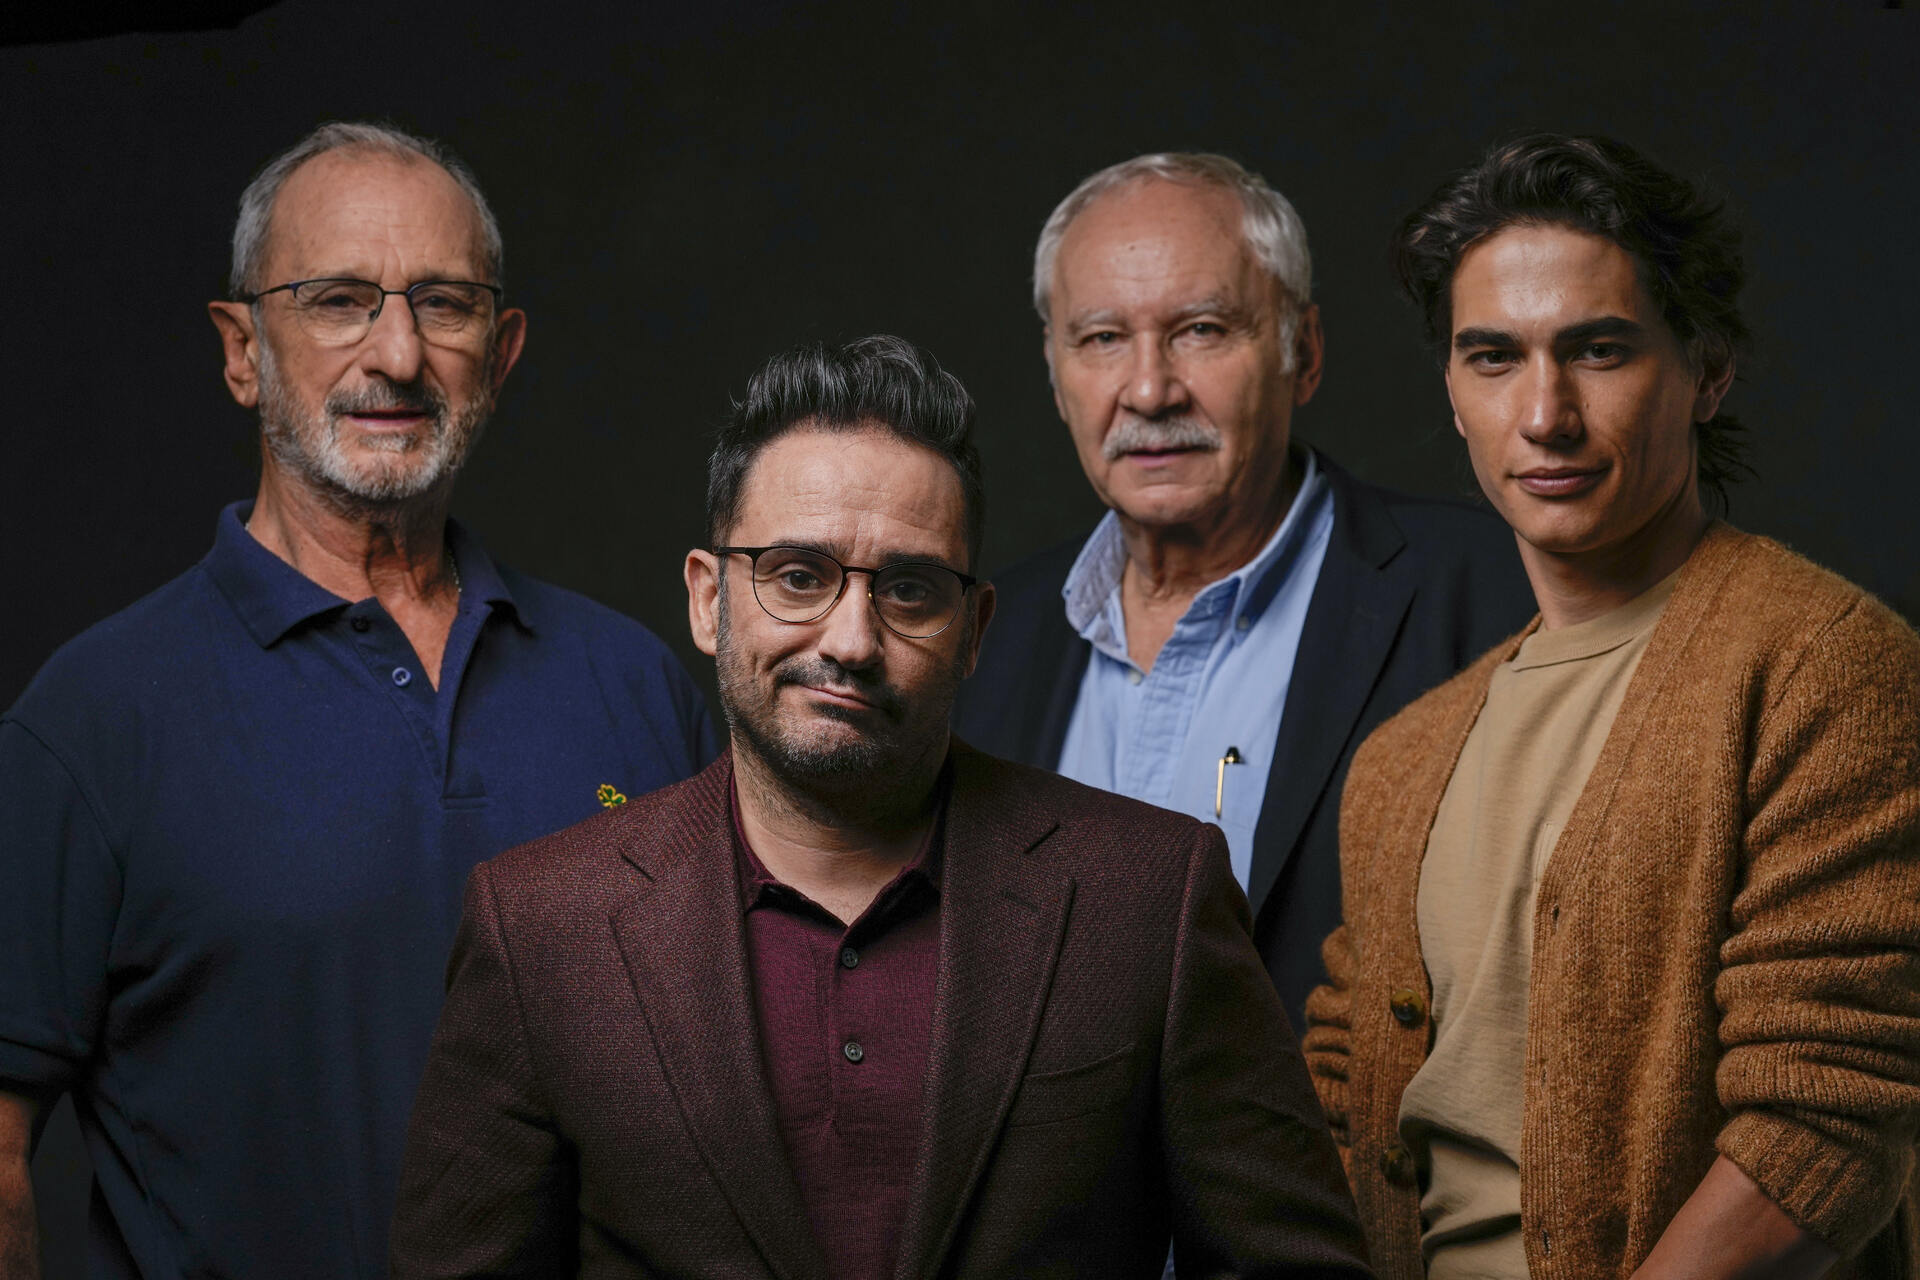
[685, 549, 721, 658]
[1042, 328, 1068, 422]
[1290, 302, 1325, 406]
[959, 581, 996, 678]
[1694, 356, 1735, 424]
[208, 301, 263, 408]
[1443, 363, 1467, 440]
[489, 307, 528, 392]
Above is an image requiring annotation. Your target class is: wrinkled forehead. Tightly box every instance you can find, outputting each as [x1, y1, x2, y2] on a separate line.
[1051, 178, 1273, 317]
[732, 425, 970, 564]
[263, 149, 489, 281]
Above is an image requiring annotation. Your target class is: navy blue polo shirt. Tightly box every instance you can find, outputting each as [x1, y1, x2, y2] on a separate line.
[0, 503, 718, 1279]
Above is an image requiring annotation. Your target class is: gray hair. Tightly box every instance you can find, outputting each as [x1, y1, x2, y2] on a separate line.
[229, 121, 504, 298]
[1032, 152, 1313, 363]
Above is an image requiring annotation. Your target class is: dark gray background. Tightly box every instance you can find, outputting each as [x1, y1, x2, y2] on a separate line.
[4, 2, 1913, 1273]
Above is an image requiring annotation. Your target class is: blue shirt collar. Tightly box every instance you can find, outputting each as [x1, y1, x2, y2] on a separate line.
[1061, 447, 1329, 660]
[202, 501, 528, 649]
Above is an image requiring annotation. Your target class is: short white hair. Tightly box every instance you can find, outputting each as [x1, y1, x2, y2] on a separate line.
[1032, 152, 1313, 365]
[229, 121, 504, 297]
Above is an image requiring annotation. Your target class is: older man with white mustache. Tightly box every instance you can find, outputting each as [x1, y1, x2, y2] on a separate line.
[956, 152, 1536, 1033]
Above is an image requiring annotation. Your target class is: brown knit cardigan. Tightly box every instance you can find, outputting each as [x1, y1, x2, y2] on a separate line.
[1303, 524, 1920, 1279]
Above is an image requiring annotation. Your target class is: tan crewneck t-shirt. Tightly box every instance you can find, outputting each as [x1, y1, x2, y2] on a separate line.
[1397, 573, 1678, 1278]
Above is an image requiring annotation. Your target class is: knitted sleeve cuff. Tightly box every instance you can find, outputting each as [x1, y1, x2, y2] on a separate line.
[1716, 1107, 1906, 1253]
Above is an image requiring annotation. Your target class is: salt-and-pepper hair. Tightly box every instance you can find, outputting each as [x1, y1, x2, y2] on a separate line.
[228, 121, 505, 298]
[1031, 152, 1313, 368]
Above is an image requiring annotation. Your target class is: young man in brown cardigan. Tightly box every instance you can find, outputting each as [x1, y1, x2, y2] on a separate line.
[1304, 134, 1920, 1280]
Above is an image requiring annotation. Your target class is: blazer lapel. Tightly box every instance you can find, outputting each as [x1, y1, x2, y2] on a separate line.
[1032, 620, 1093, 769]
[954, 538, 1090, 771]
[893, 745, 1076, 1280]
[1247, 465, 1415, 921]
[609, 760, 829, 1280]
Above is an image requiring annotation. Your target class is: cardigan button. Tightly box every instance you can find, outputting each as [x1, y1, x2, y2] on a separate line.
[1380, 1142, 1417, 1186]
[1389, 988, 1427, 1027]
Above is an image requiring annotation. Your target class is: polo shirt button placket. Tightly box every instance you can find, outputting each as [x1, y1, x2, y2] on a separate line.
[839, 946, 859, 970]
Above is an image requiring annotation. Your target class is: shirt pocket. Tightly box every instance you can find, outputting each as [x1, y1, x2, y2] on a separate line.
[1005, 1042, 1137, 1128]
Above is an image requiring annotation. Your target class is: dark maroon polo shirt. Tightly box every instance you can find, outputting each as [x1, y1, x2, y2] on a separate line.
[730, 781, 944, 1280]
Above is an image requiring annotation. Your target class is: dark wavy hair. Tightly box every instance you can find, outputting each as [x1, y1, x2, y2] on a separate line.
[1392, 133, 1752, 507]
[706, 334, 985, 564]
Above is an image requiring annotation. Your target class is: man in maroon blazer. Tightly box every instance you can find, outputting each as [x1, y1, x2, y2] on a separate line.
[389, 335, 1371, 1279]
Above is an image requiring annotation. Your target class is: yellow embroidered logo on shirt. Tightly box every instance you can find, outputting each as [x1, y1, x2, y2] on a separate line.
[596, 784, 628, 808]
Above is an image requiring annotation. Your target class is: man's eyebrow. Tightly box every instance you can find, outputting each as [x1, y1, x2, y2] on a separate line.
[1452, 317, 1649, 353]
[756, 538, 845, 559]
[1453, 326, 1517, 351]
[1167, 296, 1246, 322]
[1062, 309, 1123, 333]
[1063, 297, 1249, 333]
[761, 540, 963, 572]
[884, 553, 967, 573]
[1554, 316, 1648, 347]
[867, 549, 967, 574]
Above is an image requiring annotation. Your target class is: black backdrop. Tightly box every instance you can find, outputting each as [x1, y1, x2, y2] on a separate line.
[3, 2, 1913, 1273]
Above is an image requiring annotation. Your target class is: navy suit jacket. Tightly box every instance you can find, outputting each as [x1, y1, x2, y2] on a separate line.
[953, 455, 1536, 1029]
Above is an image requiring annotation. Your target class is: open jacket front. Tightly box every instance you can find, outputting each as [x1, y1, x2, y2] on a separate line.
[1305, 525, 1920, 1279]
[391, 743, 1370, 1279]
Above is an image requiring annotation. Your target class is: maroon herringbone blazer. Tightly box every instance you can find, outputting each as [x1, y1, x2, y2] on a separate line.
[390, 741, 1370, 1279]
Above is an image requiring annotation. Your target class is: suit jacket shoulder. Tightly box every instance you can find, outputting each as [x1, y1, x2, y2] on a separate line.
[951, 740, 1211, 840]
[479, 760, 730, 918]
[1313, 455, 1533, 643]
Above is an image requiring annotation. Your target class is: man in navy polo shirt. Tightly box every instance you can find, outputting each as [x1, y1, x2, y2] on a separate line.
[0, 122, 715, 1278]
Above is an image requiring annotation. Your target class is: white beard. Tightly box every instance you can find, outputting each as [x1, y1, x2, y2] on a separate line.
[256, 339, 492, 505]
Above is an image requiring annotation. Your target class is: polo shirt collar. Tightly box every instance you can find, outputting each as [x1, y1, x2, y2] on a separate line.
[444, 518, 531, 632]
[204, 500, 530, 649]
[726, 759, 951, 915]
[1061, 446, 1326, 658]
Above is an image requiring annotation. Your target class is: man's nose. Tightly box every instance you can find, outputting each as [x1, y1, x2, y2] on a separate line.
[356, 294, 428, 384]
[813, 574, 886, 671]
[1117, 337, 1189, 419]
[1519, 360, 1582, 444]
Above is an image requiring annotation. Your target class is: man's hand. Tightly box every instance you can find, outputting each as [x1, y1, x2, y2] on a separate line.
[0, 1090, 45, 1280]
[1631, 1155, 1838, 1280]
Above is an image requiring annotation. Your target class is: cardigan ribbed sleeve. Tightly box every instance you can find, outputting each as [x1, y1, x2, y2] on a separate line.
[1712, 591, 1920, 1253]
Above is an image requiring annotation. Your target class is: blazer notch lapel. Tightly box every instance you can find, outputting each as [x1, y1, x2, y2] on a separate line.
[609, 821, 830, 1280]
[1247, 545, 1417, 919]
[893, 766, 1077, 1280]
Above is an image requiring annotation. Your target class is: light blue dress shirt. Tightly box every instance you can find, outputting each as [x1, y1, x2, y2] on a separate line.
[1056, 451, 1335, 891]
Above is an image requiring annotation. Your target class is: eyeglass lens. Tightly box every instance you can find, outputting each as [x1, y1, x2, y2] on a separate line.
[749, 547, 964, 638]
[284, 280, 496, 346]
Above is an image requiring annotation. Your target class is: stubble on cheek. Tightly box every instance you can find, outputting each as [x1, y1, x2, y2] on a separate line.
[711, 585, 969, 786]
[253, 338, 493, 503]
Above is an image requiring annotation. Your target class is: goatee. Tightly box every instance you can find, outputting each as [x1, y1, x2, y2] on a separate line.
[256, 339, 493, 508]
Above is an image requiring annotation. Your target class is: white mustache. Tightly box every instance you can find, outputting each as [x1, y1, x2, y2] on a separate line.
[1101, 416, 1221, 462]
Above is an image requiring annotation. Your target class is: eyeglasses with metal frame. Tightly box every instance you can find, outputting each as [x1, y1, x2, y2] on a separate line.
[715, 545, 978, 639]
[238, 277, 504, 347]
